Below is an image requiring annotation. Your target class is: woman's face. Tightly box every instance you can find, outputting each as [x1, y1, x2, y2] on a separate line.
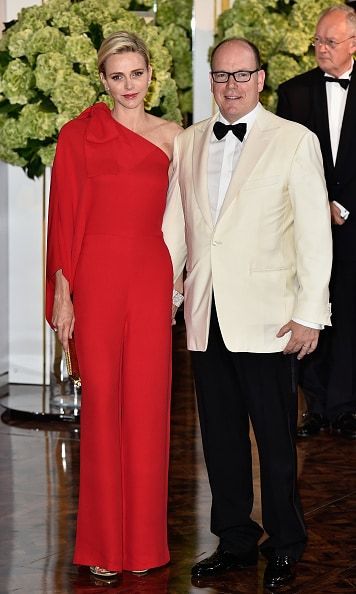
[100, 51, 152, 111]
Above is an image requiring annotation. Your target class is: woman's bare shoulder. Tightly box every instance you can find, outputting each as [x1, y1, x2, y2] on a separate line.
[147, 114, 183, 138]
[165, 120, 184, 140]
[143, 114, 184, 159]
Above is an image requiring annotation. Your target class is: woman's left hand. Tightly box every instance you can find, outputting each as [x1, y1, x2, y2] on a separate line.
[52, 270, 75, 351]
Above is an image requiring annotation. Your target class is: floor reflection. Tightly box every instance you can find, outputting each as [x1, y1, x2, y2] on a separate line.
[71, 566, 170, 594]
[0, 319, 356, 593]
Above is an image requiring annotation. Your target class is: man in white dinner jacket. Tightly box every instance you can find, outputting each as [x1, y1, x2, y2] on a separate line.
[163, 38, 332, 589]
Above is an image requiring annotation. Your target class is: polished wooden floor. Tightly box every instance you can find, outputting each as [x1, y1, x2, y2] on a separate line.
[1, 317, 356, 594]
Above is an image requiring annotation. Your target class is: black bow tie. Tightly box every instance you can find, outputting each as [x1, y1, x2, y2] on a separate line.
[213, 121, 247, 141]
[324, 76, 350, 89]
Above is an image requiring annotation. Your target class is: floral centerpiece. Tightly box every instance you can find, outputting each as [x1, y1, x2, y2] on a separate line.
[0, 0, 188, 178]
[215, 0, 338, 112]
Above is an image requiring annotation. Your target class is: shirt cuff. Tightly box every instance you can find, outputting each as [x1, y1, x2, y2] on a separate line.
[292, 318, 324, 330]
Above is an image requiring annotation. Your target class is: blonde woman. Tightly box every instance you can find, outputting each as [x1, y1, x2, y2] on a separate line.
[46, 31, 182, 579]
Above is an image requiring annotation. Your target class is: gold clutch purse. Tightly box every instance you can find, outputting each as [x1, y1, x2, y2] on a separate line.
[64, 337, 81, 389]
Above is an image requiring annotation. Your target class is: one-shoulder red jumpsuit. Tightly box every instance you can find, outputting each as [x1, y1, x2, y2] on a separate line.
[46, 103, 172, 571]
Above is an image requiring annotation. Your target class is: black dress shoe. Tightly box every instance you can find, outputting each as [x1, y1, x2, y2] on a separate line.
[264, 555, 295, 589]
[297, 412, 329, 438]
[191, 545, 258, 578]
[332, 412, 356, 439]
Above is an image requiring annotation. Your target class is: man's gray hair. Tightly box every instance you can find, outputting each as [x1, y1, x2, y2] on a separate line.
[318, 3, 356, 33]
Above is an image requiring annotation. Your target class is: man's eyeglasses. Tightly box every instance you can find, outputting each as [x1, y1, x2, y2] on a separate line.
[211, 69, 260, 83]
[312, 36, 355, 50]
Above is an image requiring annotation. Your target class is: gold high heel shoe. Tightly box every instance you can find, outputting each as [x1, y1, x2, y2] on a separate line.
[90, 566, 119, 579]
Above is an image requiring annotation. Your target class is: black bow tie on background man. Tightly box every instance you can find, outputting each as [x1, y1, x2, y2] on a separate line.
[324, 76, 350, 89]
[213, 121, 247, 141]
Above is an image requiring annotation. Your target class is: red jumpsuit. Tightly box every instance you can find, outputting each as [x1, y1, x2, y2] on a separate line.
[46, 103, 172, 571]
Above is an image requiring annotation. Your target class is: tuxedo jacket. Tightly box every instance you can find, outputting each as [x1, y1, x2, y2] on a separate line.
[162, 105, 332, 353]
[277, 64, 356, 261]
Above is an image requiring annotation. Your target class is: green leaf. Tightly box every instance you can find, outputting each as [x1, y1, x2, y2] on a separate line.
[29, 91, 57, 113]
[129, 1, 153, 8]
[3, 20, 17, 32]
[17, 140, 46, 178]
[24, 155, 45, 179]
[0, 99, 22, 117]
[0, 51, 11, 69]
[87, 23, 103, 51]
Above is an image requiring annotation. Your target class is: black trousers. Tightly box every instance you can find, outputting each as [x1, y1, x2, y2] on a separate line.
[191, 300, 307, 560]
[300, 260, 356, 420]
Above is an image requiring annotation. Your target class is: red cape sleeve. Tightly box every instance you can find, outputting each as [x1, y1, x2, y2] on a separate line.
[46, 122, 84, 327]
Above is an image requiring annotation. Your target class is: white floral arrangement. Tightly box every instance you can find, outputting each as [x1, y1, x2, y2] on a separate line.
[0, 0, 189, 178]
[216, 0, 337, 112]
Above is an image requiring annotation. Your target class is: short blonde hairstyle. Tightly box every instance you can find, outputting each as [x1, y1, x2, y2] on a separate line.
[98, 31, 150, 75]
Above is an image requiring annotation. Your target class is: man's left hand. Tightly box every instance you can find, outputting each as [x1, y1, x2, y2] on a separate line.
[277, 321, 320, 360]
[330, 201, 346, 226]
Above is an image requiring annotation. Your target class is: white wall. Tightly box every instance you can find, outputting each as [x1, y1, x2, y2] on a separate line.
[0, 1, 12, 385]
[8, 169, 49, 384]
[192, 0, 215, 122]
[2, 0, 48, 384]
[0, 162, 8, 385]
[3, 0, 38, 20]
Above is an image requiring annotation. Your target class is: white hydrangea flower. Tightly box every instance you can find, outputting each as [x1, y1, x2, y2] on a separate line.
[38, 143, 57, 166]
[2, 59, 35, 104]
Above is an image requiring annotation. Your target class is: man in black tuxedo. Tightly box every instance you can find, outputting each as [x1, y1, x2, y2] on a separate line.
[277, 4, 356, 439]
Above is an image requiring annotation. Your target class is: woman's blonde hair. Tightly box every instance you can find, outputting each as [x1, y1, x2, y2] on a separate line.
[98, 31, 150, 75]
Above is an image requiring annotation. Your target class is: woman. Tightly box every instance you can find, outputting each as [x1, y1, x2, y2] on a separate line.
[46, 31, 182, 578]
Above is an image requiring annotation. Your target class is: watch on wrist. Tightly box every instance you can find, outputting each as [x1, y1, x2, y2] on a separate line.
[172, 289, 184, 308]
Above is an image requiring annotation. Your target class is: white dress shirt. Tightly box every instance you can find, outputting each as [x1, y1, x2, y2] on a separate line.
[207, 103, 321, 330]
[325, 64, 352, 165]
[208, 104, 259, 224]
[325, 63, 353, 223]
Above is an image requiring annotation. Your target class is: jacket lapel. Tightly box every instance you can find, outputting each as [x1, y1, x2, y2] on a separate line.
[191, 114, 218, 230]
[216, 106, 277, 224]
[312, 68, 334, 171]
[335, 61, 356, 172]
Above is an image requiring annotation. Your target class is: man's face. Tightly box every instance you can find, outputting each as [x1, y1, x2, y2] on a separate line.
[210, 41, 265, 123]
[315, 11, 356, 77]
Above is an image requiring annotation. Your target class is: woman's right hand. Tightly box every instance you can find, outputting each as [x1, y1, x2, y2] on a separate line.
[52, 270, 75, 351]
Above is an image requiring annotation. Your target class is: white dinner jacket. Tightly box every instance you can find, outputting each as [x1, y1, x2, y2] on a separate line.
[163, 105, 332, 353]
